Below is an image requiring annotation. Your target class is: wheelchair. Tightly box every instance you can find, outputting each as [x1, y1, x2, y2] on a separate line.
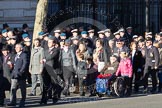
[96, 75, 131, 97]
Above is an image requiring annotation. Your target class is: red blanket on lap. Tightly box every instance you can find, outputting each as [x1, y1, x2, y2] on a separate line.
[97, 73, 112, 78]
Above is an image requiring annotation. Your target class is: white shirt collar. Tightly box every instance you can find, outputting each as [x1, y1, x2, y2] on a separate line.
[17, 51, 22, 56]
[147, 45, 152, 49]
[49, 47, 54, 50]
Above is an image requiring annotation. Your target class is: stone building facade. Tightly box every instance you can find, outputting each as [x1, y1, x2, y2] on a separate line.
[0, 0, 37, 33]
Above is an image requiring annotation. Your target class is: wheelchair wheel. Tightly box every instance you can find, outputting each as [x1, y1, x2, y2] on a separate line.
[113, 77, 126, 97]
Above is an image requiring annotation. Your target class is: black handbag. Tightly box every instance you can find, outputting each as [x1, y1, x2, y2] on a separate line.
[51, 70, 64, 88]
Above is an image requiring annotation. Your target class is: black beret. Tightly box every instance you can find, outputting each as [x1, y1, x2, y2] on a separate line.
[22, 23, 28, 29]
[1, 46, 9, 51]
[3, 23, 9, 29]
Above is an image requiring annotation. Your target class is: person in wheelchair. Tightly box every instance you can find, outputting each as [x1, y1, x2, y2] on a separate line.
[96, 55, 119, 96]
[99, 55, 119, 79]
[115, 50, 133, 96]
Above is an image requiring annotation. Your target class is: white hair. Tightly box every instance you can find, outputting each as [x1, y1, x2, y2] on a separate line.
[15, 43, 24, 49]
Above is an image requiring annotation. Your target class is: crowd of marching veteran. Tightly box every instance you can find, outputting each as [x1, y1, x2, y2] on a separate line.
[0, 23, 162, 107]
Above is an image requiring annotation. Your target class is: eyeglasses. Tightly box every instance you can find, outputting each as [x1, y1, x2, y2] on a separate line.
[117, 43, 122, 44]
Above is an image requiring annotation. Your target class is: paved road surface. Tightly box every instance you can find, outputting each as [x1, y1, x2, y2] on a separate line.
[2, 86, 162, 108]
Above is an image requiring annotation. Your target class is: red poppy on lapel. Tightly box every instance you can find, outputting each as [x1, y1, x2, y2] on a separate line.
[136, 52, 138, 55]
[100, 49, 103, 53]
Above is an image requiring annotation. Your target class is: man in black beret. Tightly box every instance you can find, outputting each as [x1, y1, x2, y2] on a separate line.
[3, 23, 9, 31]
[20, 24, 29, 42]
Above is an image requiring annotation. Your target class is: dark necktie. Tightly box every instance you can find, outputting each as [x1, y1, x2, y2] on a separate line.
[118, 49, 120, 56]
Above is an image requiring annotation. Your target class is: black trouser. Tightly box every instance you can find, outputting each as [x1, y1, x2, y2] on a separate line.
[86, 71, 99, 94]
[132, 70, 143, 92]
[41, 70, 51, 102]
[107, 74, 116, 90]
[0, 76, 5, 105]
[42, 66, 62, 102]
[142, 66, 157, 90]
[62, 66, 73, 94]
[26, 65, 31, 84]
[78, 75, 86, 95]
[158, 83, 162, 92]
[10, 79, 26, 106]
[123, 76, 132, 95]
[26, 72, 31, 84]
[0, 91, 5, 105]
[158, 71, 162, 92]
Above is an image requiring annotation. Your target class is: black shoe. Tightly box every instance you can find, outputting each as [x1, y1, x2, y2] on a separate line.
[0, 104, 4, 107]
[62, 89, 66, 95]
[89, 93, 96, 97]
[19, 104, 25, 108]
[80, 92, 85, 96]
[125, 89, 131, 97]
[63, 91, 70, 96]
[97, 93, 103, 97]
[52, 98, 58, 104]
[40, 100, 47, 105]
[125, 92, 131, 97]
[28, 93, 36, 96]
[133, 90, 139, 94]
[158, 88, 162, 93]
[48, 95, 52, 99]
[143, 88, 148, 94]
[8, 103, 16, 106]
[66, 93, 70, 97]
[19, 100, 25, 107]
[134, 88, 139, 93]
[62, 91, 65, 95]
[150, 89, 157, 94]
[58, 93, 61, 99]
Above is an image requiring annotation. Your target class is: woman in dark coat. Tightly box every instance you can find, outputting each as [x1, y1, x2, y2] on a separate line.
[130, 42, 144, 93]
[75, 42, 91, 96]
[1, 46, 12, 84]
[93, 39, 109, 72]
[86, 58, 99, 97]
[0, 46, 12, 106]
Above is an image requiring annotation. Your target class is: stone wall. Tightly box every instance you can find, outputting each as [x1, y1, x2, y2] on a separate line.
[0, 0, 37, 34]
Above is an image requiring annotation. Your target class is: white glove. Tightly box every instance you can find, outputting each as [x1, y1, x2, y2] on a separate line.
[75, 75, 78, 78]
